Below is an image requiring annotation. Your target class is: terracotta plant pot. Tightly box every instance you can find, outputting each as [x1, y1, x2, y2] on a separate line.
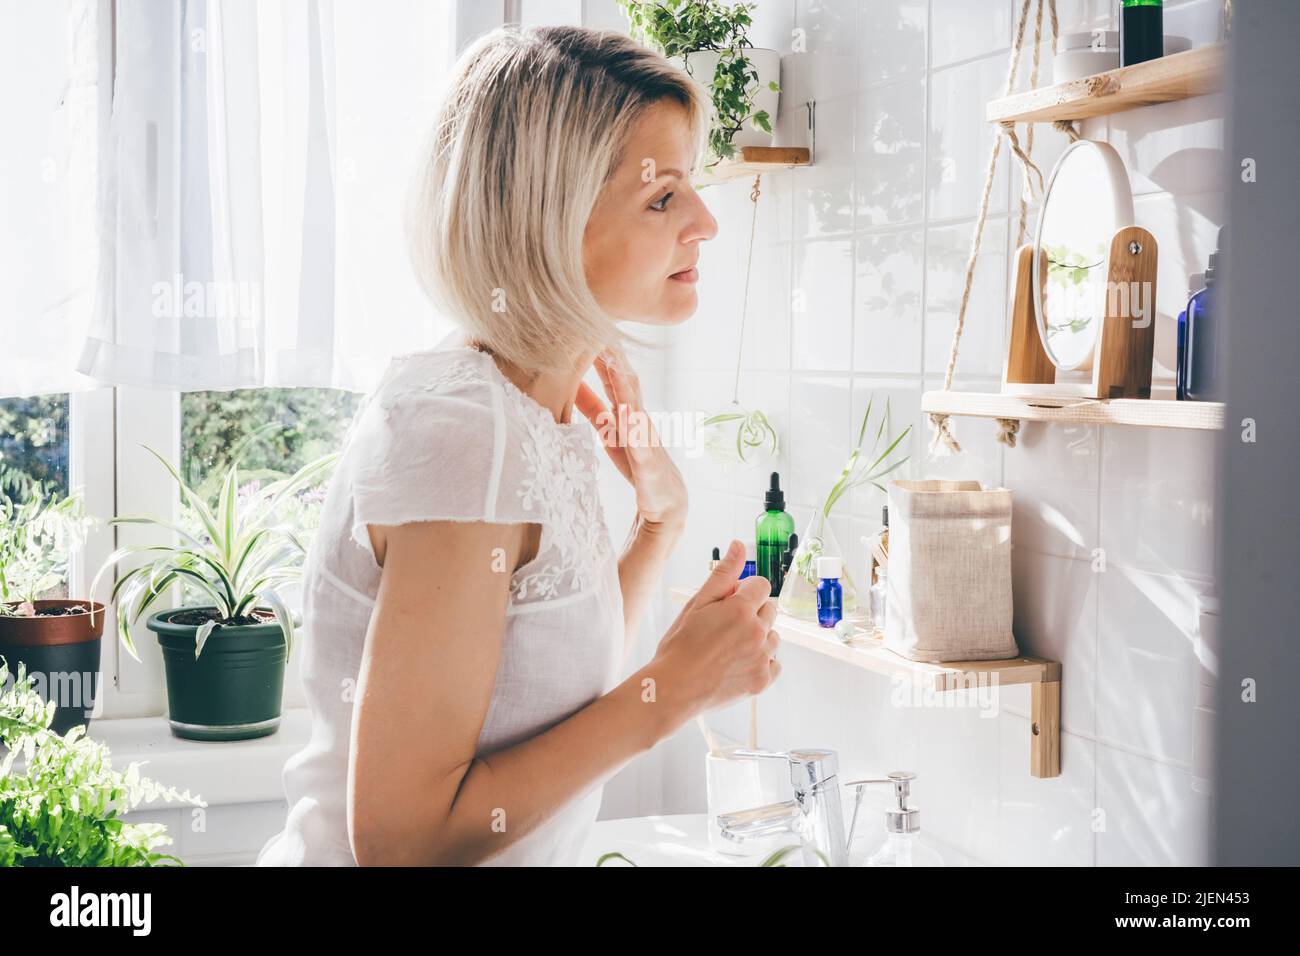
[146, 607, 287, 742]
[0, 600, 104, 736]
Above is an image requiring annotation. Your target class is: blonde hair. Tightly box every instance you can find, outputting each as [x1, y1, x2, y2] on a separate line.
[407, 26, 711, 374]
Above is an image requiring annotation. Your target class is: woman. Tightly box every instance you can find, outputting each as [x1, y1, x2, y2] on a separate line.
[255, 25, 780, 867]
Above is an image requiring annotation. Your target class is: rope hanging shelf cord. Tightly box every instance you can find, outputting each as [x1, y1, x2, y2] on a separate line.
[927, 0, 1078, 454]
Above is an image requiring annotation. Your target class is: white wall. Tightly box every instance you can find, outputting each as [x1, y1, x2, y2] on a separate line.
[619, 0, 1225, 866]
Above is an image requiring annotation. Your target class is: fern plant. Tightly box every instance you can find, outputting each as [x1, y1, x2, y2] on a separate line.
[90, 435, 336, 662]
[0, 661, 205, 866]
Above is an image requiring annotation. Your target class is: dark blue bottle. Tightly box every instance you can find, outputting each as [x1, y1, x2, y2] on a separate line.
[1185, 228, 1224, 402]
[740, 541, 757, 580]
[1175, 274, 1203, 401]
[815, 556, 843, 629]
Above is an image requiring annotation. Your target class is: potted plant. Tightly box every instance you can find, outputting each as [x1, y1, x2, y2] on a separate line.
[1, 660, 205, 866]
[91, 442, 335, 742]
[0, 469, 102, 737]
[620, 0, 781, 168]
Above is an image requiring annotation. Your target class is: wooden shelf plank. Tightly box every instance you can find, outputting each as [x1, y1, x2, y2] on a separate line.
[668, 587, 1058, 692]
[667, 587, 1063, 778]
[986, 43, 1225, 125]
[695, 146, 811, 185]
[922, 390, 1225, 430]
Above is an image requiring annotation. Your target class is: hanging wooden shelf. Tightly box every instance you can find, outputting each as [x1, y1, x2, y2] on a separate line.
[668, 586, 1062, 778]
[695, 146, 812, 185]
[986, 42, 1225, 125]
[923, 390, 1225, 430]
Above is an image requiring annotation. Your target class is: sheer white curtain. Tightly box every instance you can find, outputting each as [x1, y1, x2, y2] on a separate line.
[77, 0, 456, 393]
[0, 0, 109, 399]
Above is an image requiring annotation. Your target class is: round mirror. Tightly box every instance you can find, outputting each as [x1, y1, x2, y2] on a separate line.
[1033, 140, 1134, 371]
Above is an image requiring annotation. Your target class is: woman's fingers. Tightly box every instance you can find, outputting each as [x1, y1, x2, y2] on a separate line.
[596, 350, 658, 461]
[575, 381, 632, 482]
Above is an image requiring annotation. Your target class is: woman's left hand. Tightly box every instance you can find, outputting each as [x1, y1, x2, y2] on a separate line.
[576, 347, 687, 532]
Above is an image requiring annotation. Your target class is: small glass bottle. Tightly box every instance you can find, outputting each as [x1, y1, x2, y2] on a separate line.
[870, 565, 888, 637]
[1119, 0, 1163, 67]
[1175, 274, 1205, 401]
[869, 505, 889, 586]
[755, 473, 795, 595]
[740, 541, 757, 580]
[815, 556, 843, 628]
[776, 533, 799, 598]
[1185, 228, 1224, 403]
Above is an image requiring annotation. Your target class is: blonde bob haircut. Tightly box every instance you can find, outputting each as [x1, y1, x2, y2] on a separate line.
[407, 25, 711, 375]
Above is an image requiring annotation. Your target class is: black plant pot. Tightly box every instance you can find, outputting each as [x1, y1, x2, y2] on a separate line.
[0, 600, 104, 736]
[147, 607, 287, 741]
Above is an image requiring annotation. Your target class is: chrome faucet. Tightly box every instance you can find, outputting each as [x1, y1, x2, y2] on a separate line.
[716, 748, 915, 867]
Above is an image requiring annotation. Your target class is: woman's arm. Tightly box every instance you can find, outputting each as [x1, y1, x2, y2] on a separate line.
[616, 512, 684, 658]
[348, 521, 775, 867]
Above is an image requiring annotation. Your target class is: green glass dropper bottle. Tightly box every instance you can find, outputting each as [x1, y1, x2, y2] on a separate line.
[756, 472, 795, 595]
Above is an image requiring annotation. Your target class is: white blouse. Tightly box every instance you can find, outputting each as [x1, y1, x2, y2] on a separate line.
[255, 339, 625, 866]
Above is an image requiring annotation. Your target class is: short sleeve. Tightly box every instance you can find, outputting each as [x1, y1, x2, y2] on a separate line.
[345, 354, 523, 560]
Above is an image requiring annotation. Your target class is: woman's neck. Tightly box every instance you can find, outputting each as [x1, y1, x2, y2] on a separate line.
[469, 339, 593, 427]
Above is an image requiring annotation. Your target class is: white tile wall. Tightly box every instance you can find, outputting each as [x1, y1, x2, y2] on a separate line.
[626, 0, 1224, 866]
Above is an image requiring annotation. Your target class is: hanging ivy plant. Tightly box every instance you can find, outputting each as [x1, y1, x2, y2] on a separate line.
[619, 0, 780, 164]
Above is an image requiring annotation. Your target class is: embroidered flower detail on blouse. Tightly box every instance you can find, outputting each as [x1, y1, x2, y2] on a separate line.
[377, 357, 485, 415]
[507, 392, 611, 605]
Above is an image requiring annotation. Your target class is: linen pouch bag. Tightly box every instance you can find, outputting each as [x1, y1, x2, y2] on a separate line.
[884, 479, 1019, 662]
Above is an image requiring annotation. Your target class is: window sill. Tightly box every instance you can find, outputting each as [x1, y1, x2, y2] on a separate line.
[85, 707, 311, 806]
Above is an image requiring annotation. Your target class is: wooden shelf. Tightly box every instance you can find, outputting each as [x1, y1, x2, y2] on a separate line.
[986, 43, 1225, 125]
[923, 390, 1225, 430]
[695, 146, 811, 185]
[668, 586, 1061, 778]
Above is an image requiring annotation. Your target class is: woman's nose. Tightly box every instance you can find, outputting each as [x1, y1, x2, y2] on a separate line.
[684, 190, 719, 244]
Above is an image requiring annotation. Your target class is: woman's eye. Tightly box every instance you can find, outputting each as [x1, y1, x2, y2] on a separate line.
[649, 191, 673, 212]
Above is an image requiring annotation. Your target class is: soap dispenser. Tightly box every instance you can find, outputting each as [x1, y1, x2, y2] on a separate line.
[849, 771, 945, 867]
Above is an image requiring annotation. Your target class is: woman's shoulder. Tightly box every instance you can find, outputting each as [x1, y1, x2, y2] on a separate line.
[374, 346, 497, 413]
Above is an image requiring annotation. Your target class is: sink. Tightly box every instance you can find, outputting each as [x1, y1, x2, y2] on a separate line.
[582, 811, 977, 867]
[582, 813, 769, 867]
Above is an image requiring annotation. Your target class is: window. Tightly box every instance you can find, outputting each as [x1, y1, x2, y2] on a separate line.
[0, 395, 72, 600]
[180, 387, 363, 498]
[0, 395, 70, 494]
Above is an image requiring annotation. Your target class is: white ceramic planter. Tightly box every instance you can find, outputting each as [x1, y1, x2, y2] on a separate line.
[678, 47, 781, 149]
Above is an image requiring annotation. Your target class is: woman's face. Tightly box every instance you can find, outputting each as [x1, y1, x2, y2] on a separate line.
[583, 99, 718, 326]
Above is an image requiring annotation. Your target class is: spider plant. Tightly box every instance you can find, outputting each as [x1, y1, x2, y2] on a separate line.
[699, 402, 780, 465]
[90, 434, 336, 663]
[821, 395, 911, 518]
[793, 395, 911, 585]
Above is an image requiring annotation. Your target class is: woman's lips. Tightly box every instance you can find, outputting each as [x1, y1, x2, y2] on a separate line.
[669, 267, 699, 283]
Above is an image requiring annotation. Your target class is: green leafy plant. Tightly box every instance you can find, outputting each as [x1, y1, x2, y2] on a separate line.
[0, 468, 94, 615]
[90, 430, 336, 662]
[620, 0, 780, 164]
[0, 660, 205, 866]
[1043, 241, 1106, 288]
[596, 843, 831, 866]
[595, 850, 639, 866]
[794, 396, 911, 585]
[758, 844, 832, 866]
[1042, 241, 1107, 338]
[700, 404, 779, 464]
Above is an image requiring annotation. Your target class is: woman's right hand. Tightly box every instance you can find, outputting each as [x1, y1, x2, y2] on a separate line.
[652, 539, 781, 721]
